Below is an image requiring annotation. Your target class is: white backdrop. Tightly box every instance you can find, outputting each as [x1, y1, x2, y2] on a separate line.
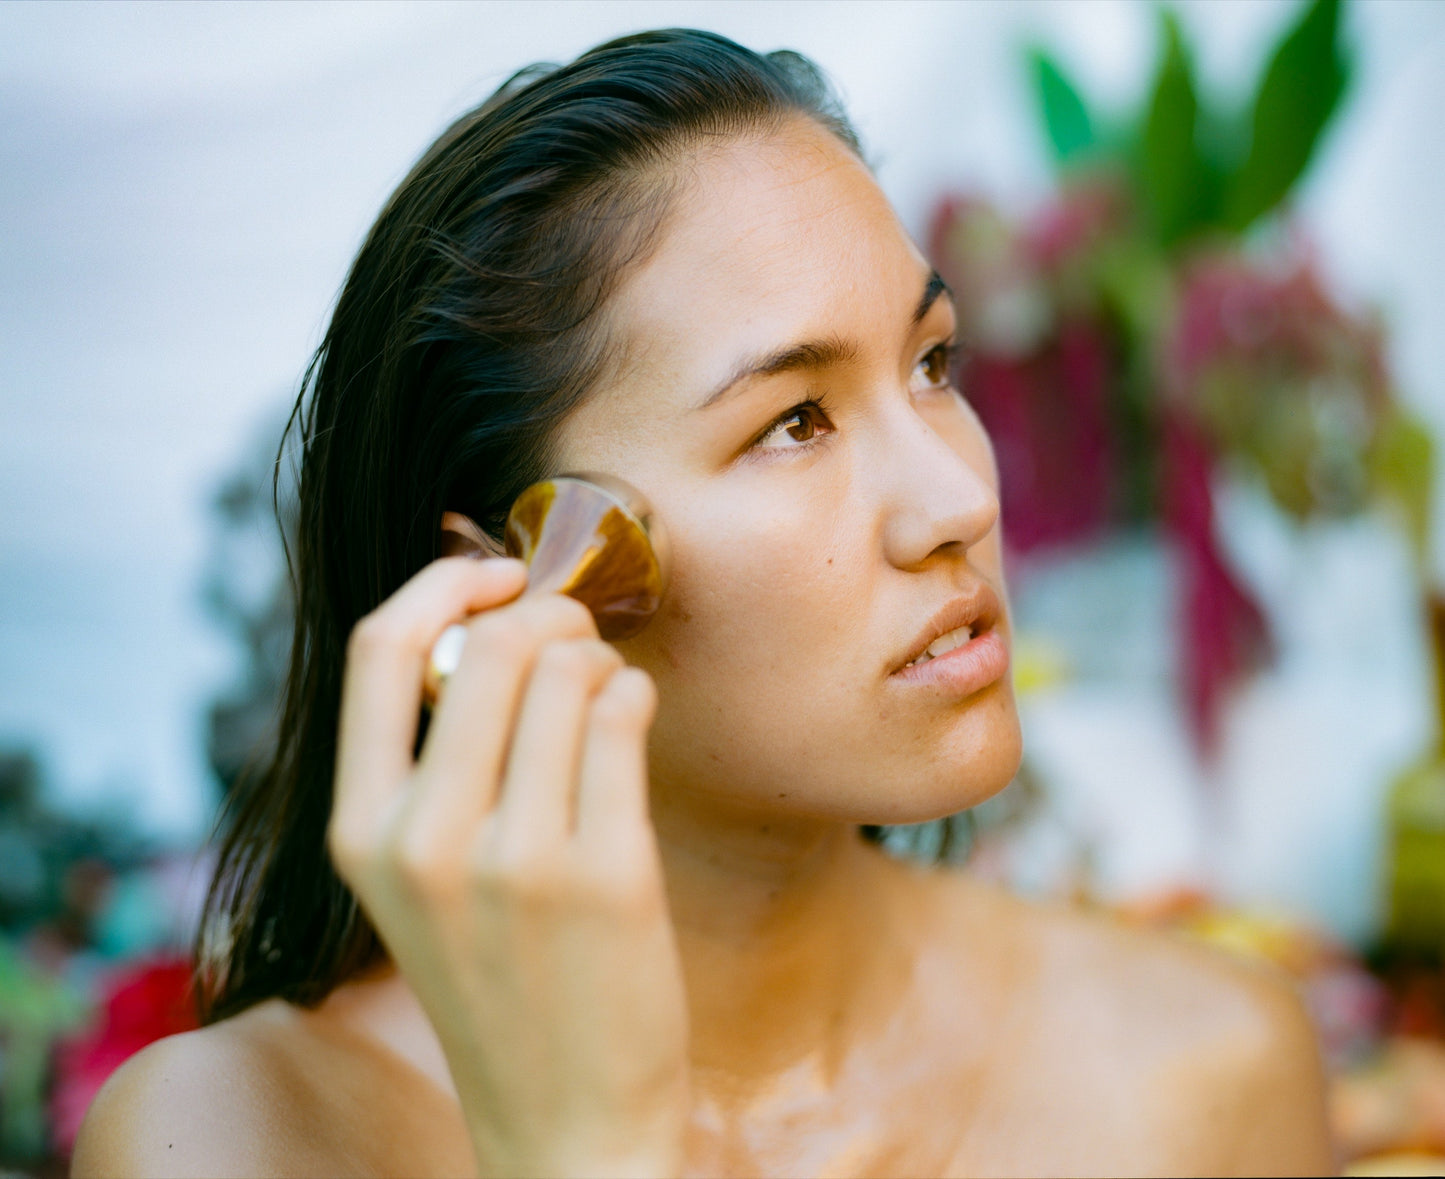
[2, 0, 1442, 845]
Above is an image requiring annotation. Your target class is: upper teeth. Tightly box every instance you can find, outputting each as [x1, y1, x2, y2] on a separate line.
[907, 624, 974, 667]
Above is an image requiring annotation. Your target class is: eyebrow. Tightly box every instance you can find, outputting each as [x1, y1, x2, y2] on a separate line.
[912, 269, 950, 328]
[694, 268, 953, 412]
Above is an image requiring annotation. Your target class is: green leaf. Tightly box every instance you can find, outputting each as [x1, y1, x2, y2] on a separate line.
[1370, 406, 1435, 571]
[1225, 0, 1350, 231]
[1028, 47, 1096, 166]
[1138, 11, 1211, 246]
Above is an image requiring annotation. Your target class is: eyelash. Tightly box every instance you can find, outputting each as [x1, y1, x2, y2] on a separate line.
[919, 340, 962, 389]
[745, 341, 962, 455]
[747, 392, 839, 455]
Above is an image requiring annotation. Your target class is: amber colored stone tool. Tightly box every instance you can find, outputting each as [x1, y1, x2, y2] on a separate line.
[424, 474, 669, 704]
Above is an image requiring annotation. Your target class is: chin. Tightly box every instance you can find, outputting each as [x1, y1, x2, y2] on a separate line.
[861, 684, 1024, 827]
[646, 669, 1024, 828]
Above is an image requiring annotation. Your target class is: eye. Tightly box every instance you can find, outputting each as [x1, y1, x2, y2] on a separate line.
[752, 399, 835, 451]
[913, 342, 959, 391]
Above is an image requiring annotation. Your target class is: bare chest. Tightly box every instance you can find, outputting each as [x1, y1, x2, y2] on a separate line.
[671, 988, 1209, 1178]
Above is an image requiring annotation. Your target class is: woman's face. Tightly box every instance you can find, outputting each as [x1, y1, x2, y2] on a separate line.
[553, 116, 1022, 825]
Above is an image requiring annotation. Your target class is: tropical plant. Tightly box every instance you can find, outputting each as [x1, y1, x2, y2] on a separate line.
[930, 0, 1433, 753]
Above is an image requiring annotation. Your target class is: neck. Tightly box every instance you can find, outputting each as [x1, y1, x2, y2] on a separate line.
[648, 789, 900, 1099]
[327, 799, 907, 1114]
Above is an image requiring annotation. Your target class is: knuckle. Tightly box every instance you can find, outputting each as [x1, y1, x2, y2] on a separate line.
[537, 592, 597, 637]
[325, 819, 370, 877]
[592, 641, 627, 673]
[348, 611, 403, 660]
[479, 844, 562, 900]
[589, 692, 633, 729]
[534, 639, 597, 681]
[434, 553, 478, 578]
[592, 669, 654, 727]
[511, 868, 564, 906]
[580, 860, 662, 915]
[467, 856, 510, 896]
[390, 830, 459, 898]
[432, 554, 491, 594]
[466, 611, 530, 663]
[463, 596, 599, 671]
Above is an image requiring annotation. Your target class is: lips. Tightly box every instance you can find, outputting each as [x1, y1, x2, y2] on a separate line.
[891, 583, 1004, 676]
[892, 626, 1010, 697]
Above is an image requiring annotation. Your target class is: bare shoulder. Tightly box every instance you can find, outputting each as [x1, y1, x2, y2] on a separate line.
[924, 871, 1334, 1175]
[71, 1000, 346, 1179]
[1103, 918, 1336, 1176]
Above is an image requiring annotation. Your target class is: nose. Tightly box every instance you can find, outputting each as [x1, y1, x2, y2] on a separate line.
[876, 404, 1000, 571]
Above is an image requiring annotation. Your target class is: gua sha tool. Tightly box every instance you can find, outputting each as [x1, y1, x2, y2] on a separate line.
[424, 473, 669, 705]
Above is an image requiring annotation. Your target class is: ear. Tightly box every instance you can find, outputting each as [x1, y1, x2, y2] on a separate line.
[439, 510, 506, 559]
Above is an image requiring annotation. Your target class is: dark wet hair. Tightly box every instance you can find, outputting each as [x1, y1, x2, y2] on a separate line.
[196, 28, 861, 1022]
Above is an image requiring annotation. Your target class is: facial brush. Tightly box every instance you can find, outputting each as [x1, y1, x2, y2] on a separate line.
[424, 473, 669, 704]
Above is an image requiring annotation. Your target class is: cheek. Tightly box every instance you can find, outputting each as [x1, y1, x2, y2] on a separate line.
[616, 484, 870, 788]
[613, 475, 1020, 820]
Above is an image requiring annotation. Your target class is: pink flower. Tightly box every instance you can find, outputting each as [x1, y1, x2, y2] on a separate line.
[1160, 410, 1273, 755]
[1166, 250, 1390, 519]
[966, 318, 1118, 554]
[1023, 176, 1130, 275]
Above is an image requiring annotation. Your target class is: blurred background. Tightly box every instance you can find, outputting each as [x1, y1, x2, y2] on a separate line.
[2, 0, 1444, 1173]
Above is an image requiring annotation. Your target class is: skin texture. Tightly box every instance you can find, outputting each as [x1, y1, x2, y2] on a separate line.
[72, 118, 1334, 1178]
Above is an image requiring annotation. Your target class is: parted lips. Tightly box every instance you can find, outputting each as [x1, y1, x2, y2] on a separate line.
[424, 474, 670, 705]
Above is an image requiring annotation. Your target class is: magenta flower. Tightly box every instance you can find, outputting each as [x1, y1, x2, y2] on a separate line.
[49, 955, 198, 1159]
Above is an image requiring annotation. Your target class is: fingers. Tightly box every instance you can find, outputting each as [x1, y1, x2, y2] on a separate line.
[332, 550, 660, 900]
[574, 666, 658, 856]
[491, 639, 624, 854]
[332, 557, 527, 854]
[408, 592, 598, 842]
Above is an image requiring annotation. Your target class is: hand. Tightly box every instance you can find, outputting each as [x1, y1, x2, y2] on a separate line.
[328, 557, 690, 1179]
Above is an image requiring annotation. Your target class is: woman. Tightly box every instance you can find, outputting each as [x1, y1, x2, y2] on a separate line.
[74, 29, 1332, 1178]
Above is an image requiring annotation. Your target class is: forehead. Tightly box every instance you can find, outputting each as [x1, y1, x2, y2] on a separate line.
[607, 119, 925, 380]
[551, 118, 932, 472]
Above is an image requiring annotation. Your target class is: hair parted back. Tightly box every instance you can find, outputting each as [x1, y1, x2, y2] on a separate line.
[196, 28, 861, 1023]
